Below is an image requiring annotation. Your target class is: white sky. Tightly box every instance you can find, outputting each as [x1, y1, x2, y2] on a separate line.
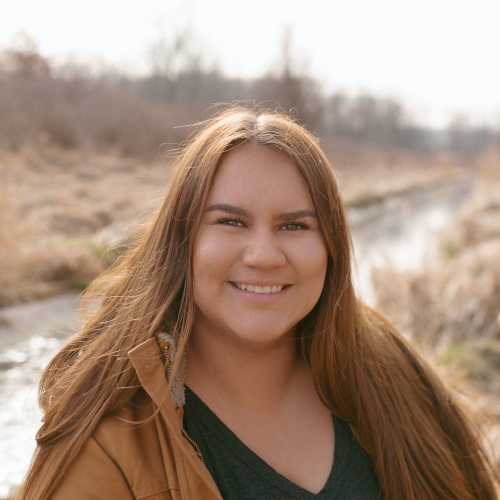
[1, 0, 499, 128]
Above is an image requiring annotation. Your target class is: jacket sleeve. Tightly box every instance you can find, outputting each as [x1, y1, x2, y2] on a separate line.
[50, 436, 135, 500]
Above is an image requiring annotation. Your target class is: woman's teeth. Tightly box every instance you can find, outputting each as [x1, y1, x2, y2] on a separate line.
[233, 283, 284, 294]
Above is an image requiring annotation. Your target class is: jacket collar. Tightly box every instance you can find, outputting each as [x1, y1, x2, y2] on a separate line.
[127, 334, 223, 500]
[127, 334, 183, 429]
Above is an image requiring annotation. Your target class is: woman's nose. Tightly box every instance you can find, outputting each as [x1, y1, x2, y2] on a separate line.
[241, 230, 287, 269]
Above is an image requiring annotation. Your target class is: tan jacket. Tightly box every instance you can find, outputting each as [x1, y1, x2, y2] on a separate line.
[51, 336, 223, 500]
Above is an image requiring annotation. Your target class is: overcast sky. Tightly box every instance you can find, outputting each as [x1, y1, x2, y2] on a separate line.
[1, 0, 499, 128]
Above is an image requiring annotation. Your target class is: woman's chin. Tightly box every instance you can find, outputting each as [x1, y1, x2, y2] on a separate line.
[225, 326, 296, 350]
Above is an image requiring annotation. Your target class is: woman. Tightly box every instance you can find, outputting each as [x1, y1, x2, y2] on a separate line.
[18, 107, 497, 499]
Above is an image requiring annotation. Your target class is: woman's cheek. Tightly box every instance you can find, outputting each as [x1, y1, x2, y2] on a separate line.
[194, 230, 239, 271]
[291, 234, 328, 272]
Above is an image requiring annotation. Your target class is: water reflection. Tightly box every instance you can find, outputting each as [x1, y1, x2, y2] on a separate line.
[351, 178, 472, 303]
[0, 337, 62, 497]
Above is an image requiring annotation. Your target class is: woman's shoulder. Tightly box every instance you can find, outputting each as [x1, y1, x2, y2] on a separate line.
[52, 390, 171, 500]
[94, 390, 162, 458]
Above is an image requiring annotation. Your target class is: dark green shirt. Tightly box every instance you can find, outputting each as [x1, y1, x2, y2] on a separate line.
[183, 386, 382, 499]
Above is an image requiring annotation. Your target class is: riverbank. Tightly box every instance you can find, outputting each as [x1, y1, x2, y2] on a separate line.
[0, 146, 462, 307]
[372, 152, 500, 477]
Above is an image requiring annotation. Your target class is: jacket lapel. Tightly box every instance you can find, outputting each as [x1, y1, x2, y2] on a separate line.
[128, 337, 222, 500]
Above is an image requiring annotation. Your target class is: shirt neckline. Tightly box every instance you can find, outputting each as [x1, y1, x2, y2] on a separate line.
[184, 385, 353, 499]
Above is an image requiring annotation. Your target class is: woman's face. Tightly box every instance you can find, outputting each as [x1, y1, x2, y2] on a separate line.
[191, 142, 328, 350]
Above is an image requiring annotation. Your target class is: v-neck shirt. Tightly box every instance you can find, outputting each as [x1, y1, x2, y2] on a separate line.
[183, 386, 382, 499]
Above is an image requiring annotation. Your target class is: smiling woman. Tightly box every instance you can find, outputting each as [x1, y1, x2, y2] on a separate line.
[190, 142, 328, 351]
[17, 107, 498, 500]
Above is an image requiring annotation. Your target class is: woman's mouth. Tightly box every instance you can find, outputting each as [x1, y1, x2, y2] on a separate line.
[229, 282, 291, 296]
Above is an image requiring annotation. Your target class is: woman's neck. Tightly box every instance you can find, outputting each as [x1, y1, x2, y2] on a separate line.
[185, 325, 307, 415]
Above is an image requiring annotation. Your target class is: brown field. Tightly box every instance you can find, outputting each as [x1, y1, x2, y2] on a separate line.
[373, 151, 500, 474]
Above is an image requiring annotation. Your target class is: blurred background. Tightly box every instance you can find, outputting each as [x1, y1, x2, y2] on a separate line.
[1, 0, 499, 497]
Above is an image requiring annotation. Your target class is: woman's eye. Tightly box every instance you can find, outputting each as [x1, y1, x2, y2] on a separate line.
[282, 222, 308, 231]
[217, 218, 245, 227]
[215, 219, 308, 230]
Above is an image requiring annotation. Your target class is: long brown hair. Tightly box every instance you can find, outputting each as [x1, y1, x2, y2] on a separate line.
[19, 107, 497, 499]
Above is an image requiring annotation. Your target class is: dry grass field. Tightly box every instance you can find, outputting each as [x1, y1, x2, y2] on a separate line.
[373, 151, 500, 475]
[0, 147, 168, 305]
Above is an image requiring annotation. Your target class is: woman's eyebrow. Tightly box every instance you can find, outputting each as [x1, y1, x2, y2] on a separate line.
[204, 203, 317, 220]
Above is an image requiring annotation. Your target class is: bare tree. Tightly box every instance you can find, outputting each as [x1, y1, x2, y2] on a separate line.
[250, 26, 324, 131]
[0, 33, 51, 79]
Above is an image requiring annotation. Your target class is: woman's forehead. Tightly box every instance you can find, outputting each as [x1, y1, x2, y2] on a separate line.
[208, 143, 310, 202]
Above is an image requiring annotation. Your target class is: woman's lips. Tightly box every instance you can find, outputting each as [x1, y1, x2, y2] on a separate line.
[228, 282, 292, 302]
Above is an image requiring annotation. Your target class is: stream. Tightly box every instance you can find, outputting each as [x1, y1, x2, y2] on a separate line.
[0, 175, 474, 497]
